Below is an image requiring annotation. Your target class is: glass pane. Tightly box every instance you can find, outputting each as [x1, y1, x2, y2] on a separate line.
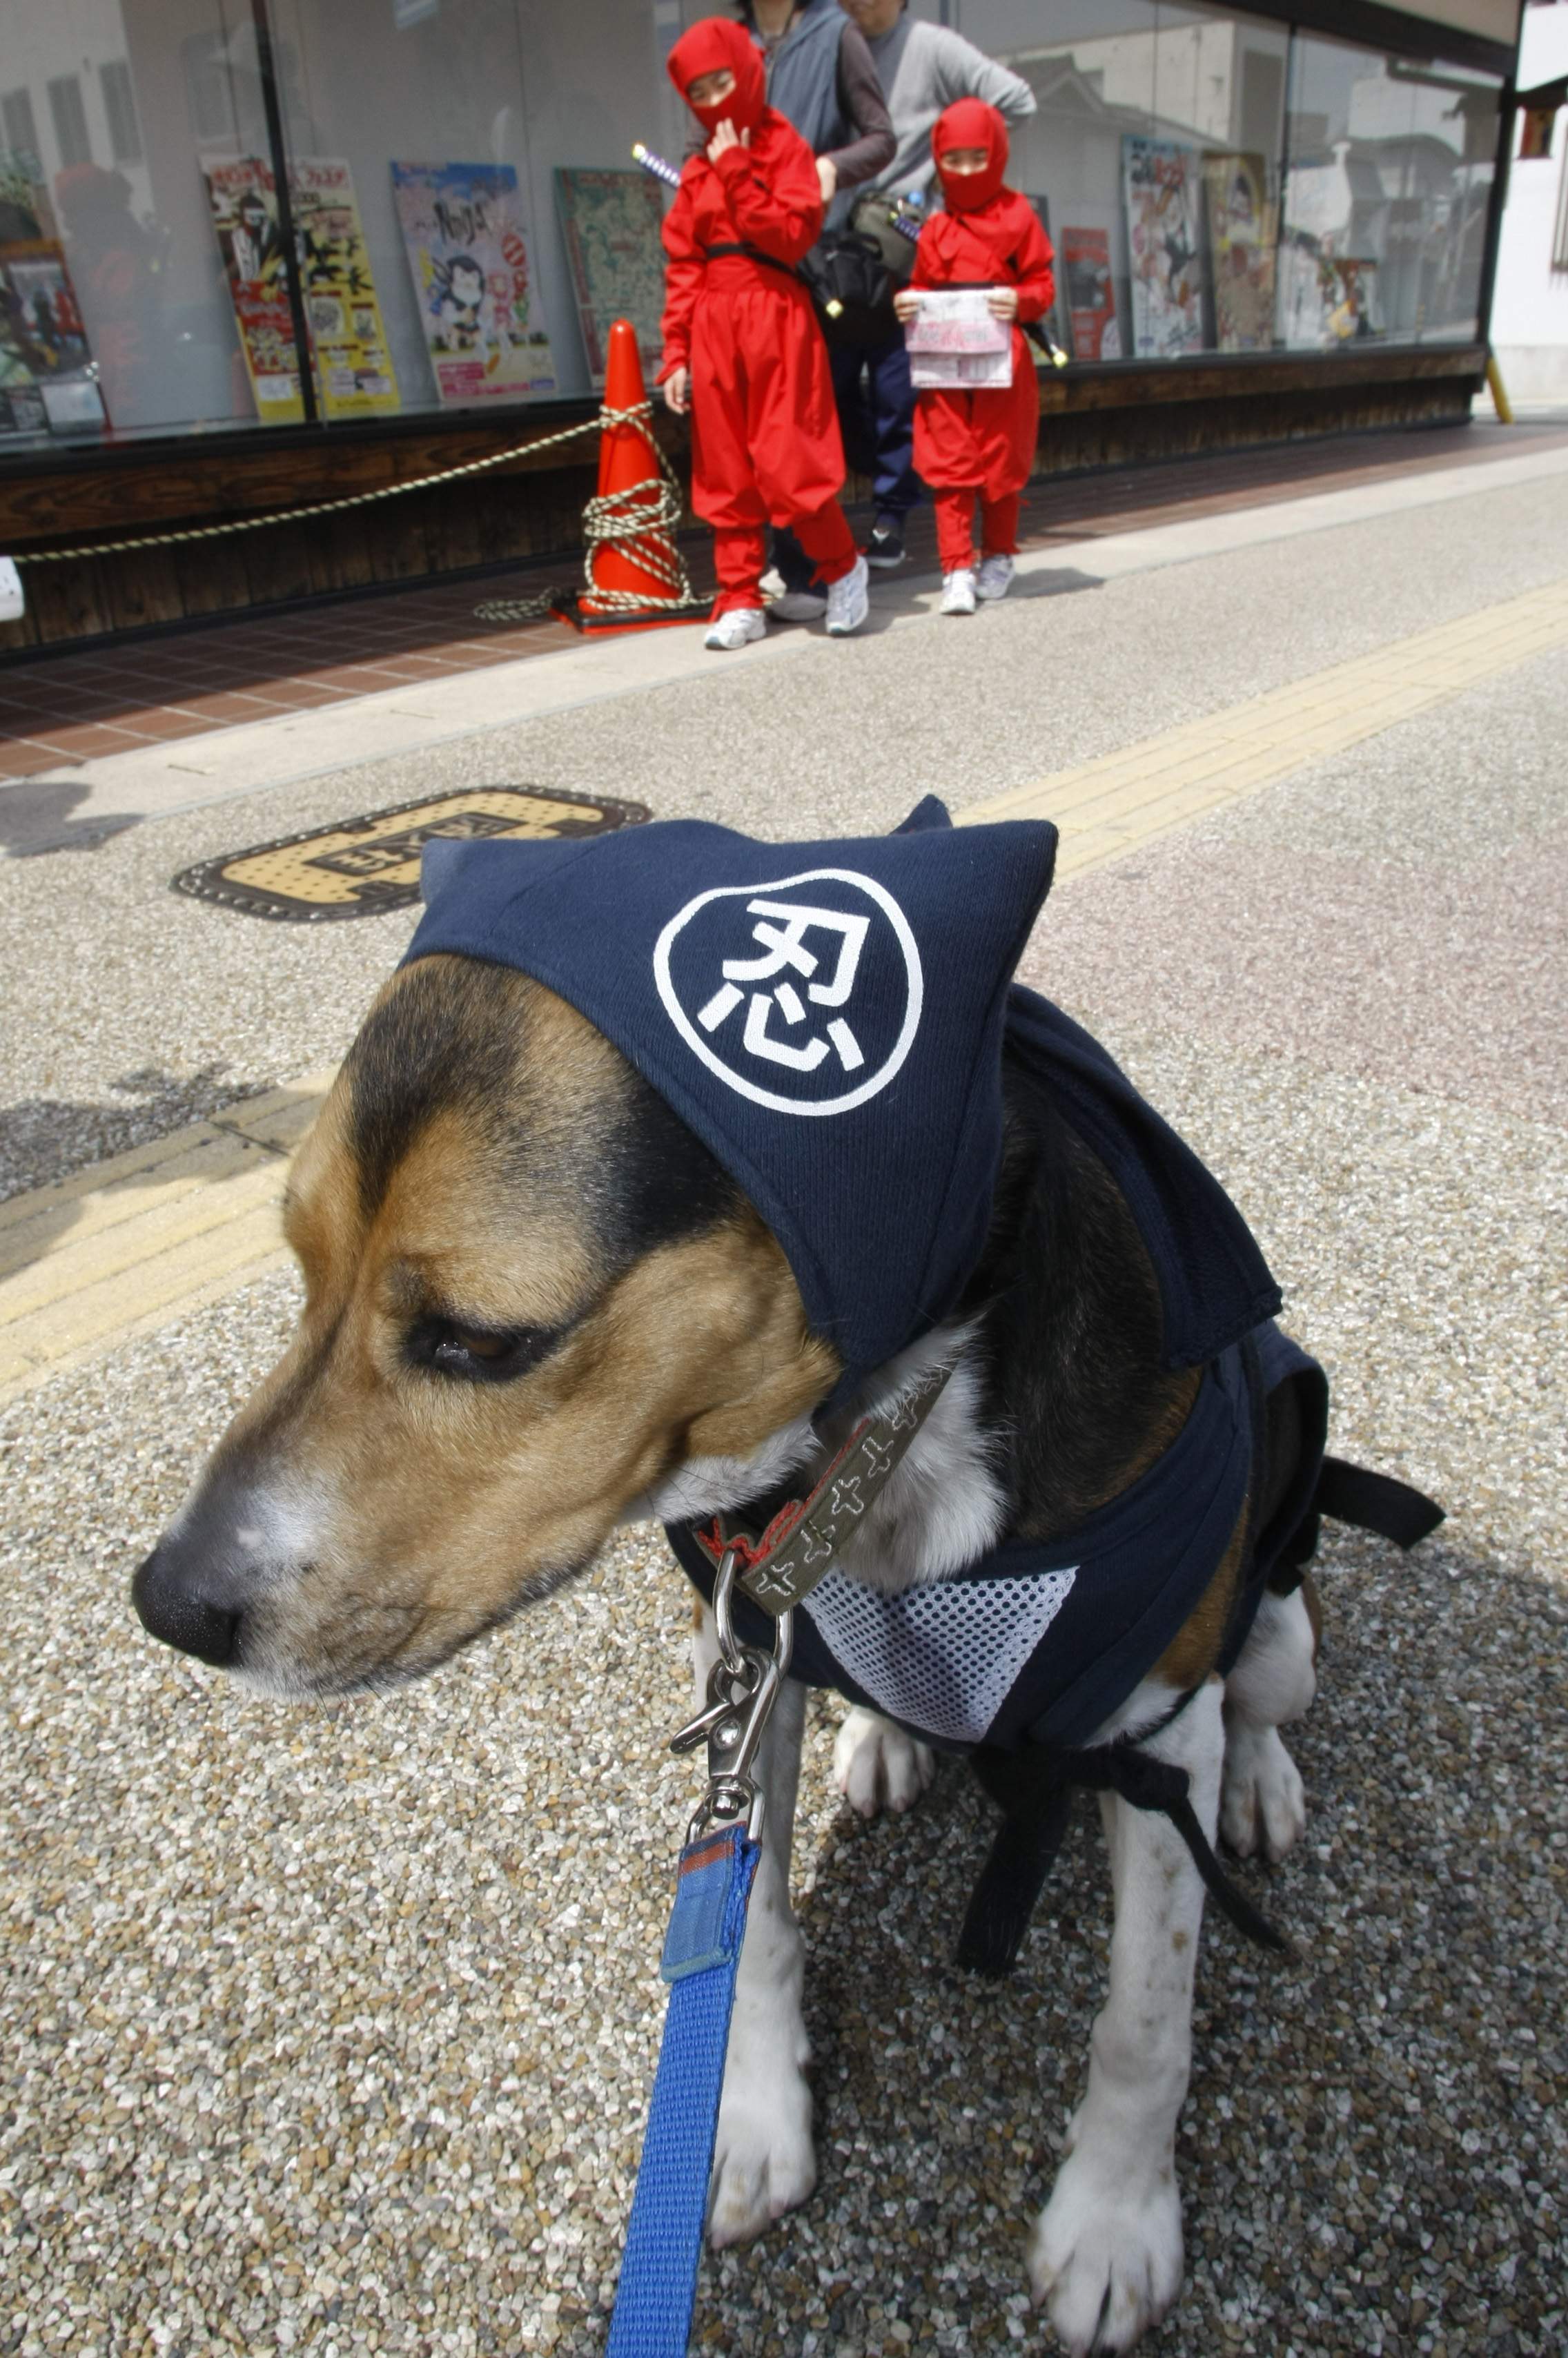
[1147, 7, 1288, 353]
[268, 0, 685, 412]
[0, 0, 266, 448]
[957, 0, 1163, 364]
[1398, 59, 1499, 342]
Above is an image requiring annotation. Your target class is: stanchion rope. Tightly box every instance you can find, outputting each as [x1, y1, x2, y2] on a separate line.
[10, 398, 703, 623]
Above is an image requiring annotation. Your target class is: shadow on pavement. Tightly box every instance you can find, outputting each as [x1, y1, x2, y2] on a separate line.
[0, 777, 141, 857]
[767, 1523, 1565, 2353]
[0, 1066, 271, 1274]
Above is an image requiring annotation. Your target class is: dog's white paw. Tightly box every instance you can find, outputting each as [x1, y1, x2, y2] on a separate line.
[1220, 1721, 1306, 1862]
[708, 2058, 815, 2248]
[1028, 2140, 1184, 2355]
[832, 1706, 936, 1819]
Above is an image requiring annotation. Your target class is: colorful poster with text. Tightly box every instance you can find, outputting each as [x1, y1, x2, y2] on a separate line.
[1202, 152, 1276, 352]
[1123, 137, 1204, 360]
[392, 161, 557, 405]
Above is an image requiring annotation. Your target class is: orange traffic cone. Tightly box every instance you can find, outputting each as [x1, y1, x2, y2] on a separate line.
[573, 319, 700, 634]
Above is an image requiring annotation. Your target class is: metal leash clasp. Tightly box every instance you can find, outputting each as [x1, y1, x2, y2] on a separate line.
[669, 1547, 794, 1846]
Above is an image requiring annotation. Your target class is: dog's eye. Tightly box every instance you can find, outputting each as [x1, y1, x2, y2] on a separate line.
[405, 1315, 558, 1385]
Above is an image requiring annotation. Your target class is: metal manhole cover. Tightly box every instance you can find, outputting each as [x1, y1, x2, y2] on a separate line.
[170, 784, 650, 922]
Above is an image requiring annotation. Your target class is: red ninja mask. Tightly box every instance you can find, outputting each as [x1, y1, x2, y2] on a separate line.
[934, 98, 1009, 213]
[669, 18, 766, 137]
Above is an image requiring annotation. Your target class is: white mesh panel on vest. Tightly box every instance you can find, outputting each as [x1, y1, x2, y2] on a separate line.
[801, 1565, 1078, 1746]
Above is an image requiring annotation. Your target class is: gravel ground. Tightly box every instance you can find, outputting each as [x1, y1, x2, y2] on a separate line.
[2, 463, 1565, 2355]
[3, 1037, 1563, 2358]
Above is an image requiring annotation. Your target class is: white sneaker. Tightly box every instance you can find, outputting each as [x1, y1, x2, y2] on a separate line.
[705, 607, 767, 651]
[976, 554, 1015, 602]
[767, 590, 828, 624]
[824, 554, 870, 636]
[940, 569, 977, 616]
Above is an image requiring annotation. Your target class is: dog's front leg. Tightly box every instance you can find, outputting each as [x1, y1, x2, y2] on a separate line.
[1029, 1677, 1224, 2355]
[693, 1605, 816, 2247]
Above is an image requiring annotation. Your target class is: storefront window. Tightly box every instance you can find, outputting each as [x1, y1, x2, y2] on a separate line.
[1282, 32, 1499, 347]
[0, 0, 1510, 466]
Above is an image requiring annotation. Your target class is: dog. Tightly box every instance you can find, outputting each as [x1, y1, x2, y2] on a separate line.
[133, 804, 1433, 2354]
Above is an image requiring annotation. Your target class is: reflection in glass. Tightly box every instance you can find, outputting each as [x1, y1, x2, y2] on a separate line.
[959, 3, 1288, 358]
[1282, 32, 1499, 347]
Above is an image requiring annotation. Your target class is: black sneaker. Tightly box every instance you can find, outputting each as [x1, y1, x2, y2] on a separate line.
[865, 518, 906, 570]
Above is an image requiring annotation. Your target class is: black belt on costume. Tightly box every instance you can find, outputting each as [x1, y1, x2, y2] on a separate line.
[701, 240, 803, 285]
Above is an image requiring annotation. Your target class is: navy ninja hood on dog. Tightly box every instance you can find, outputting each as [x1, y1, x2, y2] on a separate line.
[408, 795, 1280, 1388]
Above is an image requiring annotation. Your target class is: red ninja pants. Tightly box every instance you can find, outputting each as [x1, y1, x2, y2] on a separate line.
[689, 272, 856, 614]
[934, 488, 1021, 573]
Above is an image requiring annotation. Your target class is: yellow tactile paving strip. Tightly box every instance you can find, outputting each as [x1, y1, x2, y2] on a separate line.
[5, 574, 1567, 1405]
[0, 1076, 331, 1405]
[960, 575, 1568, 866]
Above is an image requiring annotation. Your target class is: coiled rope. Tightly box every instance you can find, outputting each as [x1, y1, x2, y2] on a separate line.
[474, 401, 700, 623]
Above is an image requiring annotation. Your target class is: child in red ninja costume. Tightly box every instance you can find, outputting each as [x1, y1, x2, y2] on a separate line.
[892, 99, 1055, 617]
[658, 18, 870, 651]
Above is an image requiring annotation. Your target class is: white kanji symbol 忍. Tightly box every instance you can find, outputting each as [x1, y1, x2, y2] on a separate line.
[695, 899, 870, 1074]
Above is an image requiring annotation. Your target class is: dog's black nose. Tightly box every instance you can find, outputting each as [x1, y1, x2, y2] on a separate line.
[132, 1545, 241, 1666]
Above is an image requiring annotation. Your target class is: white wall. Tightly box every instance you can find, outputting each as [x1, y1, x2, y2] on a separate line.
[1489, 1, 1568, 398]
[1401, 0, 1522, 46]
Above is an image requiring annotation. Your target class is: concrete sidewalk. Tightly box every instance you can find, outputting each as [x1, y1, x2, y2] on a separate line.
[5, 428, 1567, 855]
[1, 433, 1564, 2358]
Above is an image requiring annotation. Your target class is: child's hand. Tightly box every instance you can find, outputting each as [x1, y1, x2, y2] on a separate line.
[707, 119, 747, 163]
[893, 288, 921, 322]
[816, 155, 838, 204]
[663, 366, 691, 414]
[988, 286, 1019, 320]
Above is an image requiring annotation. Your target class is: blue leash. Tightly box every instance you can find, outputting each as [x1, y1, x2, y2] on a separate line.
[605, 1822, 760, 2357]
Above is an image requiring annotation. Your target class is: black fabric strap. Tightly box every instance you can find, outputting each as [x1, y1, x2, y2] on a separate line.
[701, 240, 801, 284]
[1315, 1456, 1444, 1550]
[957, 1731, 1291, 1979]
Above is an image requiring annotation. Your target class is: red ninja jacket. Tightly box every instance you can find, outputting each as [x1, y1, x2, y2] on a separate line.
[659, 18, 848, 534]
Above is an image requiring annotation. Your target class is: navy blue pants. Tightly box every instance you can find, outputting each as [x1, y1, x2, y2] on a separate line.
[776, 331, 923, 594]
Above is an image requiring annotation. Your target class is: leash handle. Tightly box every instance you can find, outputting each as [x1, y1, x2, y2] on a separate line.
[605, 1825, 759, 2358]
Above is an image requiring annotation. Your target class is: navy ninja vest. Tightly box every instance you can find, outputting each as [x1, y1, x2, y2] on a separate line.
[406, 797, 1327, 1757]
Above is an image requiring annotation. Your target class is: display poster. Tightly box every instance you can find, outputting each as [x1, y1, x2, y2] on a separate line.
[0, 157, 100, 437]
[204, 156, 304, 422]
[1122, 137, 1205, 360]
[288, 157, 400, 416]
[1276, 235, 1380, 349]
[554, 167, 666, 384]
[1202, 151, 1276, 352]
[391, 161, 557, 405]
[1060, 224, 1119, 360]
[1324, 256, 1380, 342]
[207, 157, 400, 422]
